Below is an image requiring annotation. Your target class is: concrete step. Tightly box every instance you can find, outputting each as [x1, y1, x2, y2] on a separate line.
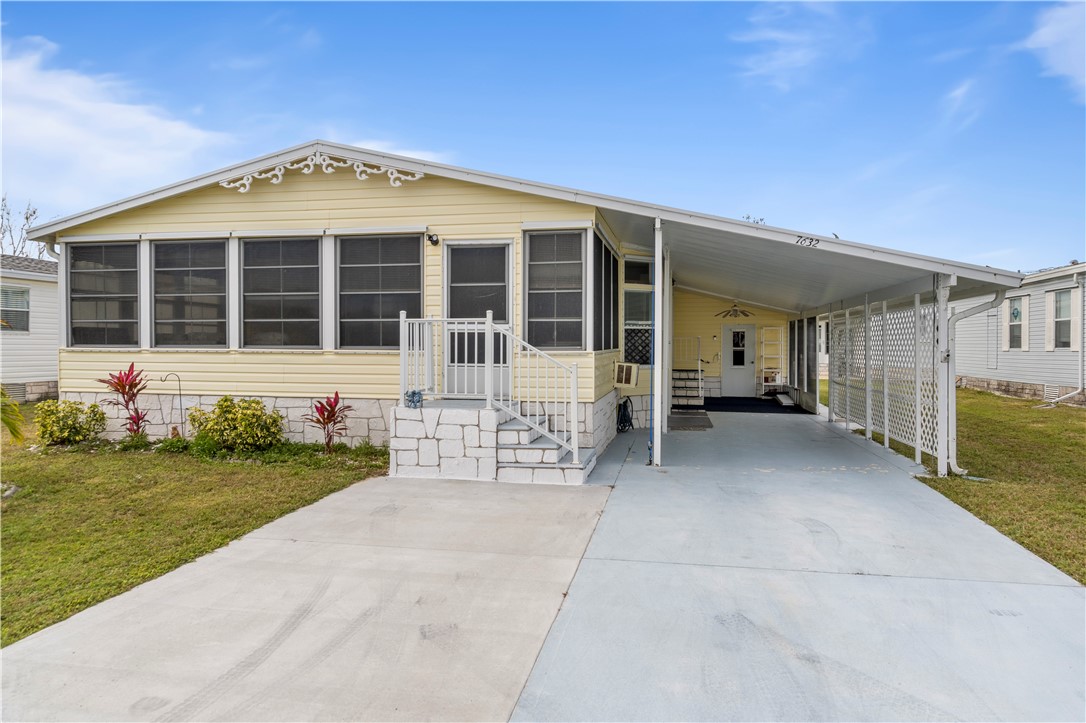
[497, 436, 563, 465]
[496, 448, 598, 485]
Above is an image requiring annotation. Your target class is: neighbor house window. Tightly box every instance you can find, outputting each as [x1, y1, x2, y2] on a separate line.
[0, 286, 30, 332]
[526, 231, 583, 348]
[242, 238, 320, 347]
[338, 235, 422, 348]
[593, 233, 619, 351]
[1049, 288, 1075, 351]
[153, 241, 227, 346]
[623, 258, 653, 364]
[1005, 297, 1026, 351]
[69, 243, 139, 346]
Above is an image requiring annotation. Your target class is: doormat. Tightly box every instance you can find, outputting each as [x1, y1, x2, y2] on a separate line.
[667, 410, 713, 431]
[703, 396, 812, 414]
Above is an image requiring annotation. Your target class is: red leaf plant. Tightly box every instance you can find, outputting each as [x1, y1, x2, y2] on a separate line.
[97, 363, 150, 437]
[303, 391, 354, 453]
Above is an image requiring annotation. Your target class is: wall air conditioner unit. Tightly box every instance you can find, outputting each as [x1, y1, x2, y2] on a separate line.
[614, 362, 639, 387]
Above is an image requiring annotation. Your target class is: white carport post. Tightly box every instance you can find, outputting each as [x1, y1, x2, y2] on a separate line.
[652, 217, 664, 466]
[882, 300, 890, 449]
[935, 273, 955, 477]
[864, 295, 872, 440]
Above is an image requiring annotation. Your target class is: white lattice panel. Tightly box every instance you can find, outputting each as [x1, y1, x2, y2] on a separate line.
[829, 311, 848, 419]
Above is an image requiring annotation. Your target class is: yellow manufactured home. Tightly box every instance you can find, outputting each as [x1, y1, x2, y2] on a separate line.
[30, 141, 1022, 481]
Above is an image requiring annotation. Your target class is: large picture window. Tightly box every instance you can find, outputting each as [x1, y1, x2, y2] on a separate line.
[153, 241, 227, 346]
[339, 235, 422, 348]
[526, 231, 583, 348]
[242, 238, 320, 347]
[1, 286, 30, 332]
[69, 243, 139, 346]
[593, 233, 619, 351]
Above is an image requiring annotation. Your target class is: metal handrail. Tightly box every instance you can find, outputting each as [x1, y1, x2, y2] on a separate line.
[399, 311, 579, 465]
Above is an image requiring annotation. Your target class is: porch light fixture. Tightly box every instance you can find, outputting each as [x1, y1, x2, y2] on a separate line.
[427, 234, 440, 246]
[715, 302, 754, 318]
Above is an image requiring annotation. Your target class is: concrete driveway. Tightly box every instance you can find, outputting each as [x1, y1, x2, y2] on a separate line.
[2, 477, 610, 722]
[513, 413, 1085, 721]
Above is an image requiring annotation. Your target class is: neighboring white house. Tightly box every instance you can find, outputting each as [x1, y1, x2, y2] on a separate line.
[954, 262, 1084, 405]
[1, 254, 60, 401]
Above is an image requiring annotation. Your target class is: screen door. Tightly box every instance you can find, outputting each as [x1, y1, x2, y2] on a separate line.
[446, 245, 510, 396]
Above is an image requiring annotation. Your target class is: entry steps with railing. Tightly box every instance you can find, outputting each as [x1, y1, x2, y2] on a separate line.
[672, 368, 705, 408]
[496, 414, 597, 484]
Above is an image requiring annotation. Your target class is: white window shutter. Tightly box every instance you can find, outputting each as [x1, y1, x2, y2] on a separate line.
[1045, 291, 1055, 351]
[1072, 286, 1083, 353]
[1021, 295, 1030, 352]
[1000, 299, 1010, 352]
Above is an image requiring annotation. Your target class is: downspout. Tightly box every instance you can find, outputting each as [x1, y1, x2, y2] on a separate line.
[44, 240, 60, 259]
[947, 288, 1006, 474]
[1048, 271, 1085, 405]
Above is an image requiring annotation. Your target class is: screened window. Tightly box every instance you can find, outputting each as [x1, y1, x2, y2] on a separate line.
[593, 233, 619, 351]
[1, 286, 29, 332]
[623, 257, 654, 365]
[1053, 289, 1071, 349]
[526, 231, 583, 348]
[153, 241, 227, 346]
[242, 238, 320, 347]
[1008, 297, 1024, 349]
[339, 235, 422, 348]
[69, 243, 139, 346]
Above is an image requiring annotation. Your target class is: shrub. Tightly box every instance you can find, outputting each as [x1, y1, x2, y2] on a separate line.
[116, 431, 152, 451]
[97, 363, 149, 437]
[303, 392, 354, 453]
[188, 396, 284, 453]
[155, 436, 190, 454]
[35, 400, 106, 445]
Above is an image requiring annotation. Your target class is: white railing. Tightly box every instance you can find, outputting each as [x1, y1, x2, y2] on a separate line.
[673, 336, 704, 398]
[400, 311, 579, 465]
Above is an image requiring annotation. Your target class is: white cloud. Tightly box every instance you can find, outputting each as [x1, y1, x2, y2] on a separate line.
[1, 36, 231, 223]
[1020, 2, 1086, 103]
[347, 139, 454, 164]
[942, 78, 981, 131]
[731, 4, 871, 92]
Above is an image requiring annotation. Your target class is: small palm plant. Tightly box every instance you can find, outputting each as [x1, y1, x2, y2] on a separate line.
[1, 386, 25, 443]
[97, 363, 150, 438]
[304, 392, 354, 453]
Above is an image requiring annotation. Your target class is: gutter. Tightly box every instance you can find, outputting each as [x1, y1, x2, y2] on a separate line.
[947, 289, 1006, 475]
[43, 241, 60, 259]
[1047, 271, 1085, 405]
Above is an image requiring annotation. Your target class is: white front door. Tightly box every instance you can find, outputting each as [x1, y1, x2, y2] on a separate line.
[721, 324, 756, 396]
[445, 245, 511, 396]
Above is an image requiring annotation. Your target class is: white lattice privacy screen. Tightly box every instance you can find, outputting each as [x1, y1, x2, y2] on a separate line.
[828, 297, 939, 460]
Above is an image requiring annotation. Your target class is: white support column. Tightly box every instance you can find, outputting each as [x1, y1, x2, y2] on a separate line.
[585, 229, 595, 352]
[663, 246, 673, 431]
[864, 295, 872, 439]
[484, 310, 494, 409]
[652, 217, 664, 466]
[913, 293, 922, 464]
[138, 239, 152, 349]
[321, 234, 336, 350]
[882, 300, 890, 449]
[827, 309, 834, 421]
[935, 273, 954, 476]
[399, 311, 408, 403]
[227, 236, 241, 349]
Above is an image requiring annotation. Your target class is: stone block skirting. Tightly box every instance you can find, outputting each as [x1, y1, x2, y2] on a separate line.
[25, 381, 59, 403]
[61, 392, 394, 445]
[389, 405, 508, 481]
[956, 377, 1085, 406]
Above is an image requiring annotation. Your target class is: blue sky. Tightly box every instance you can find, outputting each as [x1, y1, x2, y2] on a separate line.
[2, 1, 1083, 272]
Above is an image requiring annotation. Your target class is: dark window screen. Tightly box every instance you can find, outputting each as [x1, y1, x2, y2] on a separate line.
[69, 243, 139, 346]
[339, 235, 422, 348]
[527, 231, 583, 348]
[243, 238, 320, 347]
[153, 241, 227, 346]
[593, 234, 618, 351]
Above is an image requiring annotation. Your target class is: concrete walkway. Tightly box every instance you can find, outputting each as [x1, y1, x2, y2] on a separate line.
[513, 413, 1086, 721]
[2, 478, 610, 722]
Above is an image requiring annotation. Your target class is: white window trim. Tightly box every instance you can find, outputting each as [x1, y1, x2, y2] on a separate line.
[444, 238, 514, 327]
[1002, 295, 1029, 352]
[1046, 286, 1081, 352]
[0, 284, 31, 333]
[522, 230, 587, 351]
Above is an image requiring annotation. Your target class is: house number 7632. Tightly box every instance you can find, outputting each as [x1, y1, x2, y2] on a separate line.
[795, 236, 820, 247]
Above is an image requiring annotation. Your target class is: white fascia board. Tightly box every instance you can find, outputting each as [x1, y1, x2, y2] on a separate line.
[59, 233, 142, 242]
[1023, 264, 1085, 284]
[31, 137, 1025, 289]
[0, 269, 57, 282]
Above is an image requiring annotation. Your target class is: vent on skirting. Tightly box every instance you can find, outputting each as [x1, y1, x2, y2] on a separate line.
[615, 362, 640, 387]
[1043, 384, 1060, 403]
[2, 383, 26, 402]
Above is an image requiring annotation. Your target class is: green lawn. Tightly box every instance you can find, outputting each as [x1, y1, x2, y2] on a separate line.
[820, 381, 1085, 583]
[1, 405, 388, 646]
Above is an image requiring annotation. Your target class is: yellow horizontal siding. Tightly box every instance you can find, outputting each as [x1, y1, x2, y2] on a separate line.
[594, 350, 620, 399]
[66, 172, 593, 237]
[672, 287, 789, 382]
[59, 349, 401, 399]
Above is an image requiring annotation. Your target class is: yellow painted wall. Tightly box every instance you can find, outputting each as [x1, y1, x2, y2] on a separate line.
[672, 287, 789, 389]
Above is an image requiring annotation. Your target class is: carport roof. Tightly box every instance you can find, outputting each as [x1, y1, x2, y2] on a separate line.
[30, 139, 1022, 313]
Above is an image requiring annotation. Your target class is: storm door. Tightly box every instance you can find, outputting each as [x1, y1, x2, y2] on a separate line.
[445, 245, 511, 396]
